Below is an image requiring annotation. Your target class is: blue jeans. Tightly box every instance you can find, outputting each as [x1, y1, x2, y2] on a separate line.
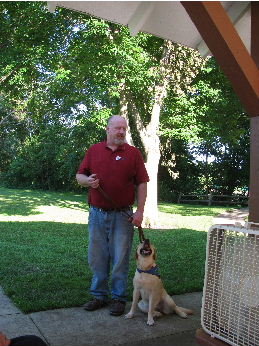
[88, 206, 134, 302]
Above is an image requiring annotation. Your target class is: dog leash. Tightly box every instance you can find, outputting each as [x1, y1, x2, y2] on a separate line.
[97, 186, 145, 242]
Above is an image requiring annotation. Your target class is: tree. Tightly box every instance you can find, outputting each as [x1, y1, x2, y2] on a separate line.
[0, 97, 28, 175]
[0, 2, 107, 188]
[177, 57, 250, 195]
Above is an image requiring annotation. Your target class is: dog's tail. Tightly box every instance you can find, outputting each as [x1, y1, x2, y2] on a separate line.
[180, 307, 194, 315]
[175, 306, 194, 318]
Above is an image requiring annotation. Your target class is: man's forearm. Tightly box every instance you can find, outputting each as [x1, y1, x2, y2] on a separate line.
[136, 182, 147, 212]
[76, 173, 99, 189]
[76, 173, 89, 187]
[130, 182, 147, 227]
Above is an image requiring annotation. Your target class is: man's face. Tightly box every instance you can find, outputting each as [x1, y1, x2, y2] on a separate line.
[107, 118, 127, 146]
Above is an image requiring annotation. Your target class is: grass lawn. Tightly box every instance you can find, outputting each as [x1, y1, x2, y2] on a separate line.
[0, 186, 228, 313]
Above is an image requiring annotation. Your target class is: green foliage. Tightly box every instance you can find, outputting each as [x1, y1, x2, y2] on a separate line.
[159, 138, 201, 201]
[3, 111, 107, 190]
[158, 56, 250, 196]
[0, 98, 28, 174]
[191, 58, 249, 143]
[185, 58, 250, 194]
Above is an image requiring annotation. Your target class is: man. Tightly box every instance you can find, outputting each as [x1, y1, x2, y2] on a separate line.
[76, 115, 149, 316]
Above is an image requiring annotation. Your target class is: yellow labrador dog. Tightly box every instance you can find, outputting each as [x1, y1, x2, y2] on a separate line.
[125, 239, 193, 326]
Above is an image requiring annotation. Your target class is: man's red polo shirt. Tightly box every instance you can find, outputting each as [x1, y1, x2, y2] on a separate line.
[77, 141, 149, 209]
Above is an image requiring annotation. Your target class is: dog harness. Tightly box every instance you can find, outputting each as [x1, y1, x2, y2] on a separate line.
[137, 266, 160, 278]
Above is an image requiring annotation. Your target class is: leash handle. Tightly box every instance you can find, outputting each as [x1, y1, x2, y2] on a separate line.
[97, 186, 145, 242]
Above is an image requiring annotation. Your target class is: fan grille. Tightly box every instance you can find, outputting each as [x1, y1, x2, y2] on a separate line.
[202, 225, 259, 346]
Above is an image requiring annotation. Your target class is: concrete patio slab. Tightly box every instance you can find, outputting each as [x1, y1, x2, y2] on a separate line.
[0, 314, 45, 340]
[0, 287, 21, 315]
[29, 292, 202, 346]
[122, 330, 200, 346]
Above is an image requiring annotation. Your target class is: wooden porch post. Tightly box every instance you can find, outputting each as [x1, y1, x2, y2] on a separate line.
[249, 2, 259, 223]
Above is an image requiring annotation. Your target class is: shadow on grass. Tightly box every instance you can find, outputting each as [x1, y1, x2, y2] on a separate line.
[0, 186, 88, 216]
[1, 186, 225, 219]
[0, 220, 90, 313]
[0, 220, 206, 313]
[159, 202, 229, 217]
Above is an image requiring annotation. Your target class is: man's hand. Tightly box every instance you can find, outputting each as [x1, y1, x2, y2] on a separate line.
[131, 210, 144, 227]
[87, 174, 99, 189]
[0, 332, 11, 346]
[76, 173, 99, 188]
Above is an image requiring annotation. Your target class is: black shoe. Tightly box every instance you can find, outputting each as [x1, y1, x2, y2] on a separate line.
[83, 298, 108, 311]
[110, 299, 126, 316]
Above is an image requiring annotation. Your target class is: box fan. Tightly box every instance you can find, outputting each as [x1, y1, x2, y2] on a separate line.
[201, 224, 259, 346]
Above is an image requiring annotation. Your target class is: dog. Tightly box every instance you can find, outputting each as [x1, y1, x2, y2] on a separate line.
[125, 238, 193, 325]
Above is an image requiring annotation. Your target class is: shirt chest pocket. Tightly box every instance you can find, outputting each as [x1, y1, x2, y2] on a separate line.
[110, 156, 136, 179]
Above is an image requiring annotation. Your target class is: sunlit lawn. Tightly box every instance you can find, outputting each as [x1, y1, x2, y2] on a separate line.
[0, 186, 228, 313]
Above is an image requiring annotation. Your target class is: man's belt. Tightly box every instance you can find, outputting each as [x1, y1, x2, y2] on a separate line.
[90, 205, 132, 213]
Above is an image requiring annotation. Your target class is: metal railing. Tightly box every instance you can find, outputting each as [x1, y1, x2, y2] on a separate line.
[178, 193, 248, 206]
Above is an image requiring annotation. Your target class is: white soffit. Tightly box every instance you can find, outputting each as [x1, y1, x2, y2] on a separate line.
[47, 1, 251, 57]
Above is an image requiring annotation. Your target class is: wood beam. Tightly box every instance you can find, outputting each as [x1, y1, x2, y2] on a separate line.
[251, 1, 259, 65]
[249, 2, 259, 223]
[249, 116, 259, 223]
[128, 2, 155, 36]
[47, 1, 57, 13]
[181, 1, 259, 117]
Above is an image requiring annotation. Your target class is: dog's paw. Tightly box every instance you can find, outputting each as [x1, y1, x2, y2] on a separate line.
[124, 312, 134, 319]
[147, 318, 155, 326]
[153, 311, 162, 318]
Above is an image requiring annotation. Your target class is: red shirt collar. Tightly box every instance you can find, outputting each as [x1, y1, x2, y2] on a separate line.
[104, 141, 126, 152]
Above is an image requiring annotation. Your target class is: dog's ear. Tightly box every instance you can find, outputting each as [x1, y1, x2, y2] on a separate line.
[135, 250, 138, 260]
[153, 248, 157, 260]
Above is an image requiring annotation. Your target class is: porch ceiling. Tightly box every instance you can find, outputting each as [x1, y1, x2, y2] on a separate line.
[47, 1, 251, 57]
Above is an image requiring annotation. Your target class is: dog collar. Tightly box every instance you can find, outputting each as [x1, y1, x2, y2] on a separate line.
[137, 266, 160, 278]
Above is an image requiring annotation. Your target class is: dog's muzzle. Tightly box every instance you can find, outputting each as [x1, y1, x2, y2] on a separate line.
[140, 239, 152, 256]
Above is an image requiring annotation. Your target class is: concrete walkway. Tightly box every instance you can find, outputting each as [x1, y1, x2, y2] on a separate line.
[0, 286, 202, 346]
[213, 207, 249, 226]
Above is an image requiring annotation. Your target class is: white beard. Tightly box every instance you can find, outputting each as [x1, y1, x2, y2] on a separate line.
[114, 137, 125, 145]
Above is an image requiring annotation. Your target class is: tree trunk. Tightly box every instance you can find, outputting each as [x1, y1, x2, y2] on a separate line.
[125, 41, 174, 228]
[119, 80, 134, 145]
[143, 133, 160, 228]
